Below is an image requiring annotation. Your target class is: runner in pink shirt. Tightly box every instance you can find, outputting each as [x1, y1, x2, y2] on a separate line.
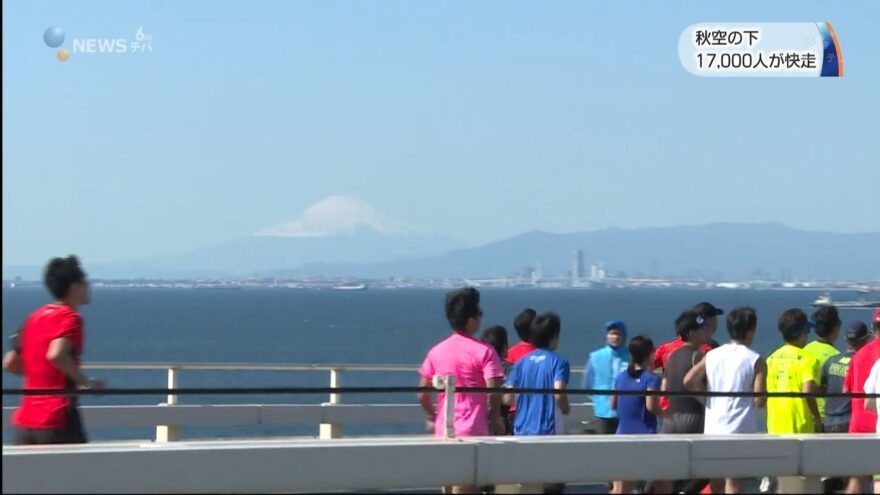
[418, 287, 506, 438]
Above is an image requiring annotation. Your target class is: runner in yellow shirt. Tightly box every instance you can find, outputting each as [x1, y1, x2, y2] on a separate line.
[803, 306, 841, 421]
[766, 308, 822, 434]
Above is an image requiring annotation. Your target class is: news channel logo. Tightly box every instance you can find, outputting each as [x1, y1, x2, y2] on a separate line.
[43, 27, 68, 62]
[42, 26, 153, 62]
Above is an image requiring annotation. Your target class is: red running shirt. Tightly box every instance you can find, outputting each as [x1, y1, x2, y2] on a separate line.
[505, 341, 536, 413]
[506, 341, 536, 365]
[12, 304, 84, 430]
[654, 337, 712, 410]
[843, 338, 880, 433]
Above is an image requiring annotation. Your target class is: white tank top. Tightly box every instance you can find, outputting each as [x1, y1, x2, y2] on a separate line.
[704, 343, 761, 434]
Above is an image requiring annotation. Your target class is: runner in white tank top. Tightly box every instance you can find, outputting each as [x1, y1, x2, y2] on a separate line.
[703, 343, 761, 434]
[683, 307, 767, 495]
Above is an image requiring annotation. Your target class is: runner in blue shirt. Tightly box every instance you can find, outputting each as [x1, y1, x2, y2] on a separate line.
[505, 312, 571, 436]
[611, 335, 661, 494]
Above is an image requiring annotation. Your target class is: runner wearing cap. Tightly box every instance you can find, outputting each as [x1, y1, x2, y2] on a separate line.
[654, 302, 719, 370]
[684, 306, 766, 494]
[582, 320, 629, 434]
[819, 321, 871, 494]
[653, 303, 718, 412]
[692, 301, 724, 349]
[766, 309, 822, 434]
[656, 310, 710, 495]
[821, 321, 871, 432]
[804, 305, 842, 424]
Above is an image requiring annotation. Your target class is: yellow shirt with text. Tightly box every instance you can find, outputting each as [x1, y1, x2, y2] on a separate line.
[766, 344, 821, 434]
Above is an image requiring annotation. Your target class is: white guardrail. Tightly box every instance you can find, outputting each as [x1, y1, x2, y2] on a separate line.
[3, 362, 590, 441]
[3, 434, 880, 493]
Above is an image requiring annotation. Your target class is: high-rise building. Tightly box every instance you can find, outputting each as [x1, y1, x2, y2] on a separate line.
[532, 262, 543, 284]
[572, 250, 585, 280]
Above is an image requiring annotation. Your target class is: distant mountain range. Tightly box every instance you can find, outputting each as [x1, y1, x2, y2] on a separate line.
[4, 222, 878, 281]
[249, 222, 880, 281]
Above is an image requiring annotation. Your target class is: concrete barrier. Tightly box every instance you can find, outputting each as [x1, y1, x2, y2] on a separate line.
[3, 434, 878, 494]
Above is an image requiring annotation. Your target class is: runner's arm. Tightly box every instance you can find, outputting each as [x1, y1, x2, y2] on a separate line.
[682, 359, 707, 392]
[2, 350, 22, 375]
[46, 337, 89, 387]
[646, 385, 663, 417]
[753, 357, 767, 408]
[417, 377, 435, 419]
[802, 379, 822, 431]
[865, 364, 879, 412]
[554, 380, 570, 415]
[3, 331, 22, 375]
[487, 377, 506, 434]
[502, 385, 515, 406]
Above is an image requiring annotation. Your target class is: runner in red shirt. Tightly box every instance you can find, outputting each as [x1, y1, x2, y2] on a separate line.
[506, 308, 537, 365]
[3, 256, 103, 444]
[843, 311, 880, 433]
[841, 309, 880, 494]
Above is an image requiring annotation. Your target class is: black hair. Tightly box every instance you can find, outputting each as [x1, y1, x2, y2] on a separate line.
[445, 287, 481, 330]
[626, 335, 655, 378]
[44, 256, 86, 300]
[675, 309, 702, 340]
[481, 325, 509, 357]
[811, 305, 841, 339]
[778, 308, 808, 342]
[529, 312, 561, 349]
[513, 308, 537, 342]
[727, 307, 757, 341]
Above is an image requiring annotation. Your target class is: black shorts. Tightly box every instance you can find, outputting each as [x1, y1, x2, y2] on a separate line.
[14, 407, 87, 445]
[823, 423, 849, 433]
[661, 412, 704, 434]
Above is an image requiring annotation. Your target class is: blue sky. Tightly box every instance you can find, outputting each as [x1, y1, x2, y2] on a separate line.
[3, 0, 879, 265]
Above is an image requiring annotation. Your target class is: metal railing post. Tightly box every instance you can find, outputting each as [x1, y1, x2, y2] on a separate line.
[443, 375, 455, 439]
[319, 368, 342, 439]
[155, 367, 180, 442]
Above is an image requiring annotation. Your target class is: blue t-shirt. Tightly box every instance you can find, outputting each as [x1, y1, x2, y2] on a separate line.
[614, 369, 660, 434]
[506, 348, 571, 435]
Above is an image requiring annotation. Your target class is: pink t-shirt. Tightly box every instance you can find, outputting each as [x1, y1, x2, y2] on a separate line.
[419, 331, 505, 437]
